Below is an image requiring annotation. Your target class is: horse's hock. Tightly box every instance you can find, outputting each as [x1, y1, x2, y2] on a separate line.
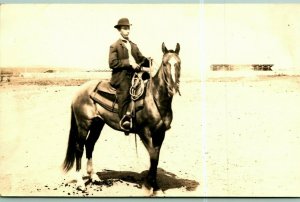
[210, 64, 273, 71]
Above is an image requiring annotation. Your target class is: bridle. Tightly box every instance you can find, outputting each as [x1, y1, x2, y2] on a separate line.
[161, 53, 181, 97]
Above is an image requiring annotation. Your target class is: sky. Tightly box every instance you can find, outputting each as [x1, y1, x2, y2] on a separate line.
[0, 3, 300, 72]
[203, 4, 300, 70]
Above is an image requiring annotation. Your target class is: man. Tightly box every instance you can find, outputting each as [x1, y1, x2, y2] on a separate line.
[109, 18, 149, 131]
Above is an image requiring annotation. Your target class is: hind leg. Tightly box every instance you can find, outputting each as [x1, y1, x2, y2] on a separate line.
[85, 118, 105, 182]
[75, 125, 89, 190]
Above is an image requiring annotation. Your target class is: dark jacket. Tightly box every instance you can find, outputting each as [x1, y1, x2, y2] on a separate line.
[109, 39, 149, 87]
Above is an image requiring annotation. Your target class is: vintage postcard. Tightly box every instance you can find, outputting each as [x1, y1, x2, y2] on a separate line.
[0, 3, 299, 197]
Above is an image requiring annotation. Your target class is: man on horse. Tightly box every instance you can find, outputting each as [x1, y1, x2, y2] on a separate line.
[109, 18, 150, 131]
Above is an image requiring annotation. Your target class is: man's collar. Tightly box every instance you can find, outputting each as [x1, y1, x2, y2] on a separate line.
[120, 36, 130, 43]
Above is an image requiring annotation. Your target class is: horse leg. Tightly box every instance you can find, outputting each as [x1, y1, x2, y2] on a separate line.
[148, 132, 165, 191]
[141, 128, 166, 192]
[85, 118, 104, 183]
[75, 125, 89, 190]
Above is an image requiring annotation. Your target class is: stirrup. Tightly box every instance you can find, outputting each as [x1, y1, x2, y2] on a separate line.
[119, 115, 132, 131]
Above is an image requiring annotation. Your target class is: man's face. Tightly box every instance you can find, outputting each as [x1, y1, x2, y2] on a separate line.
[119, 26, 130, 39]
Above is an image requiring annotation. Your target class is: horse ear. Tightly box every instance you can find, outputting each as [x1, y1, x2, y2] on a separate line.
[175, 43, 180, 54]
[162, 42, 168, 53]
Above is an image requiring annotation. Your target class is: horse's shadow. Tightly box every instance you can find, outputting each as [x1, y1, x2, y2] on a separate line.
[86, 168, 199, 192]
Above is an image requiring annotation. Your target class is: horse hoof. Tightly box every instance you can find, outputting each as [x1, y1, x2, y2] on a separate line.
[76, 185, 86, 192]
[142, 184, 150, 192]
[142, 185, 155, 196]
[90, 173, 101, 183]
[76, 182, 86, 192]
[153, 189, 165, 196]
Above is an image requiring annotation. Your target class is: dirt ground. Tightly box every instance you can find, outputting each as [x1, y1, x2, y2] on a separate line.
[0, 73, 300, 197]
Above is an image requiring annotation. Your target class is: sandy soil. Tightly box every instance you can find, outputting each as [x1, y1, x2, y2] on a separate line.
[0, 74, 299, 197]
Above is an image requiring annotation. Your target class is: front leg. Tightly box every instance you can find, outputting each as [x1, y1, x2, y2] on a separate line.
[140, 127, 166, 191]
[147, 153, 160, 191]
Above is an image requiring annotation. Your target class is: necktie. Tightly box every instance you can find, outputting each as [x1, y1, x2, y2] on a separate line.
[122, 40, 136, 64]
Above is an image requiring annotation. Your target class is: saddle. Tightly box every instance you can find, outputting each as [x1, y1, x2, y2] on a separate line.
[90, 72, 148, 114]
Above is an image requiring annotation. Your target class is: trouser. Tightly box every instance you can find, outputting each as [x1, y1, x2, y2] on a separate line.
[116, 74, 132, 119]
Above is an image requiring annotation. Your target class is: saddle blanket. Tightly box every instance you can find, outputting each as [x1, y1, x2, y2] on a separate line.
[90, 80, 144, 113]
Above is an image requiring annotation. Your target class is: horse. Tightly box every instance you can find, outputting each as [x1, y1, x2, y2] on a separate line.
[62, 42, 181, 193]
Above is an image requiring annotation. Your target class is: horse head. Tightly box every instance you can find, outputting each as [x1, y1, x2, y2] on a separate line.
[161, 42, 181, 97]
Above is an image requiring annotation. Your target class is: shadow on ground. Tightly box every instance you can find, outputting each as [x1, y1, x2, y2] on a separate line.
[91, 168, 199, 192]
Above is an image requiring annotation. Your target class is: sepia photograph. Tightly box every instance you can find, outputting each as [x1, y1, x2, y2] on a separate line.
[0, 3, 299, 197]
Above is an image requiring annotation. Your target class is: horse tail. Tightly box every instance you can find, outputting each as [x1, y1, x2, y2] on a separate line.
[62, 106, 77, 172]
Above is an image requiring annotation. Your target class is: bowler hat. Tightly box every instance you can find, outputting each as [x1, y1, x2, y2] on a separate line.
[114, 18, 132, 29]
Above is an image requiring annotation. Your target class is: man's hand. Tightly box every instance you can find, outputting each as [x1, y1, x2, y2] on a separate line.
[130, 61, 140, 71]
